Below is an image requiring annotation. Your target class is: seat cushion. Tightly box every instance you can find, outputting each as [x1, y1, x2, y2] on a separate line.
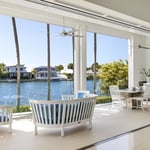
[75, 91, 90, 99]
[76, 93, 85, 99]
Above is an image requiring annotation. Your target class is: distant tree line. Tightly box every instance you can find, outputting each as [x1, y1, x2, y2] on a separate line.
[55, 62, 100, 80]
[0, 59, 128, 93]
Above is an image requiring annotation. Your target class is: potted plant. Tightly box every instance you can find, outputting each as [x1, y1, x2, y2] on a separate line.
[142, 68, 150, 82]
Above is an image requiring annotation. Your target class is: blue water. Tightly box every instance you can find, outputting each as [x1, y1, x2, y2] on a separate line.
[0, 80, 100, 106]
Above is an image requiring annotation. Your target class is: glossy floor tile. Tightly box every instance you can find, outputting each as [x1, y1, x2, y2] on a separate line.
[0, 104, 150, 150]
[80, 123, 150, 150]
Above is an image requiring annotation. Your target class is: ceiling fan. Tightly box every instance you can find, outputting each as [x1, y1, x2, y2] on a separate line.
[59, 16, 83, 38]
[60, 29, 83, 37]
[138, 44, 150, 49]
[129, 44, 150, 49]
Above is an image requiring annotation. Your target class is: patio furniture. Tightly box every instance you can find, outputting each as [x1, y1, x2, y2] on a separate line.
[109, 85, 126, 110]
[119, 88, 144, 109]
[129, 84, 150, 111]
[0, 105, 13, 133]
[62, 90, 90, 100]
[29, 94, 96, 136]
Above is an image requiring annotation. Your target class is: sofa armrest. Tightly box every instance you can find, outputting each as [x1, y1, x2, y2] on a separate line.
[0, 105, 13, 133]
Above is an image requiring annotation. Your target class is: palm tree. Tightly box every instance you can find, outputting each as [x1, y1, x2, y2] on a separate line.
[68, 63, 73, 70]
[56, 65, 64, 73]
[93, 33, 97, 94]
[12, 17, 21, 111]
[31, 68, 37, 78]
[47, 24, 51, 100]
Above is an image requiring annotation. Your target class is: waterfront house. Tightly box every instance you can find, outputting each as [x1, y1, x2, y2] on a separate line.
[6, 65, 31, 79]
[34, 66, 57, 80]
[34, 66, 67, 80]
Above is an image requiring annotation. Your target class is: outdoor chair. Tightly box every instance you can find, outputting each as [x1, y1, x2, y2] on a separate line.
[109, 85, 126, 110]
[29, 94, 97, 136]
[0, 105, 13, 133]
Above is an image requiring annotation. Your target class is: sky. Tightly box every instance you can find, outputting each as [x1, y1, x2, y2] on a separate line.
[0, 15, 128, 71]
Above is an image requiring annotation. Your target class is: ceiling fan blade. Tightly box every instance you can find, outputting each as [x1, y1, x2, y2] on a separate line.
[59, 31, 83, 37]
[68, 32, 84, 37]
[73, 34, 84, 38]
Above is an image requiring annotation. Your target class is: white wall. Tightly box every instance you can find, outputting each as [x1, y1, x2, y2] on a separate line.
[145, 37, 150, 69]
[128, 34, 148, 87]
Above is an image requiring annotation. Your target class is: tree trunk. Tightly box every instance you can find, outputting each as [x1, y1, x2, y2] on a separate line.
[12, 17, 21, 111]
[94, 33, 97, 94]
[47, 24, 51, 100]
[72, 34, 75, 92]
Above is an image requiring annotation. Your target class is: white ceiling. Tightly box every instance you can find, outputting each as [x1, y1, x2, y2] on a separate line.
[0, 0, 150, 36]
[85, 0, 150, 23]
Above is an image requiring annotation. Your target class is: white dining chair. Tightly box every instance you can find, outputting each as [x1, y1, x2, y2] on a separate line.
[109, 85, 126, 110]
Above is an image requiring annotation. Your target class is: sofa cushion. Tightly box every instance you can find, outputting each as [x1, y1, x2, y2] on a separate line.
[76, 92, 85, 99]
[37, 104, 63, 125]
[75, 91, 90, 99]
[38, 103, 81, 125]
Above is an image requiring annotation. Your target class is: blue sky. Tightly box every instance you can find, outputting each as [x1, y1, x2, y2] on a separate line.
[0, 15, 128, 71]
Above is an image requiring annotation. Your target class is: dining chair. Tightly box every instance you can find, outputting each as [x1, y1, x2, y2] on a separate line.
[130, 85, 150, 111]
[109, 85, 126, 110]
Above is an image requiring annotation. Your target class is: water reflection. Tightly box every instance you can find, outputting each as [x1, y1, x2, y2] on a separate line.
[87, 126, 150, 150]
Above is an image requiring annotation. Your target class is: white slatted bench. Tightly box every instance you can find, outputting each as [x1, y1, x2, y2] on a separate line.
[29, 95, 96, 136]
[0, 105, 13, 133]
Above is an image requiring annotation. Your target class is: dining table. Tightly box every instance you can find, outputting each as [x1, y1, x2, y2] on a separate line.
[119, 88, 143, 97]
[119, 88, 144, 109]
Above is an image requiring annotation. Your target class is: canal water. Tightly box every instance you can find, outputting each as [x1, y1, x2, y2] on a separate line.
[0, 80, 100, 106]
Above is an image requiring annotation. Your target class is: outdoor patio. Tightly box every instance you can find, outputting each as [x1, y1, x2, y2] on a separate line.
[1, 104, 150, 150]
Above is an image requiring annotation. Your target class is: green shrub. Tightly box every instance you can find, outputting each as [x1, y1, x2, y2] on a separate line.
[96, 96, 112, 104]
[13, 105, 31, 113]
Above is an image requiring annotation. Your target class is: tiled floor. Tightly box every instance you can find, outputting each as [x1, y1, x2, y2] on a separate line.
[80, 124, 150, 150]
[1, 104, 150, 150]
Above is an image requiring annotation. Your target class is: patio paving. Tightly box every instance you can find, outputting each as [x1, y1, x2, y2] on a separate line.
[0, 104, 150, 150]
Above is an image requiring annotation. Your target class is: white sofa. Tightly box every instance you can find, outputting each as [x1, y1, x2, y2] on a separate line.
[0, 105, 13, 133]
[29, 94, 97, 136]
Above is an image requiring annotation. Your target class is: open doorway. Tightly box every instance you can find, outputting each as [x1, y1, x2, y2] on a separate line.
[86, 32, 128, 96]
